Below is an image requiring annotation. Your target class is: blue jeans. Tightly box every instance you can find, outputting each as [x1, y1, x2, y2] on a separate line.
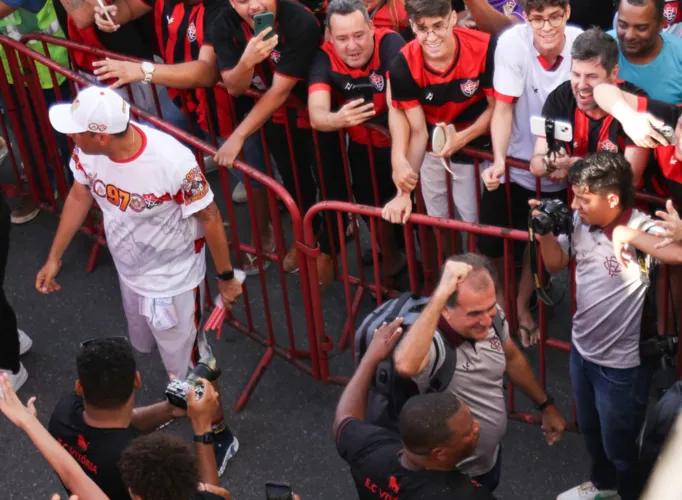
[473, 445, 501, 492]
[570, 346, 652, 500]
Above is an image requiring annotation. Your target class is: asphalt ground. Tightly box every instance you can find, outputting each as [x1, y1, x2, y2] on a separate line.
[0, 164, 594, 500]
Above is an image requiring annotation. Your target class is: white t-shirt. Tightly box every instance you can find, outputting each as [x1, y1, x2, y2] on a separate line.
[70, 123, 214, 298]
[558, 209, 664, 368]
[493, 24, 583, 192]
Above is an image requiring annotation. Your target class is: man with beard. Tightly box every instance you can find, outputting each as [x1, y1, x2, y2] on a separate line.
[529, 28, 649, 188]
[308, 0, 406, 278]
[609, 0, 682, 104]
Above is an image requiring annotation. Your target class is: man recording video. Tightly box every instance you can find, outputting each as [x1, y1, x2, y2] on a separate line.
[531, 152, 682, 500]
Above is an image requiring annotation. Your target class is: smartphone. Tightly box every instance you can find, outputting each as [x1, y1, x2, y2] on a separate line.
[530, 116, 573, 142]
[254, 12, 276, 41]
[351, 82, 375, 106]
[265, 481, 292, 500]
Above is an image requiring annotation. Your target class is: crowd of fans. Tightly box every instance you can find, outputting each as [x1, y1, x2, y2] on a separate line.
[3, 0, 682, 498]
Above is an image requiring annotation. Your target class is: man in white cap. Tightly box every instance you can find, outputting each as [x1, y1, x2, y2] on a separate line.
[35, 86, 242, 475]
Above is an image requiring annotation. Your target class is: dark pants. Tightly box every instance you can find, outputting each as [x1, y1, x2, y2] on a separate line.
[473, 445, 501, 492]
[0, 194, 19, 373]
[570, 346, 653, 500]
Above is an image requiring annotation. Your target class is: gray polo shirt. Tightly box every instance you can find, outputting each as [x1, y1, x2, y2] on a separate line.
[558, 209, 663, 369]
[412, 307, 510, 477]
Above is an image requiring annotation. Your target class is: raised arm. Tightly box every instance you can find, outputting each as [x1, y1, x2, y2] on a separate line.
[463, 0, 519, 36]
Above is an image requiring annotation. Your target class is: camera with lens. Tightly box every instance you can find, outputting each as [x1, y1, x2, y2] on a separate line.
[530, 199, 573, 236]
[165, 356, 221, 409]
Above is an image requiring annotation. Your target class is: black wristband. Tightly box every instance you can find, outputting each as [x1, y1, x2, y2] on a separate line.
[536, 395, 555, 411]
[216, 269, 234, 282]
[193, 432, 215, 444]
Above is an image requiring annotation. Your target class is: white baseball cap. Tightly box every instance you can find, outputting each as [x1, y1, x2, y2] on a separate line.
[49, 86, 131, 135]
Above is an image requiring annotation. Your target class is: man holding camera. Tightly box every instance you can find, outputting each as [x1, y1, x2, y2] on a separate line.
[393, 253, 565, 492]
[48, 337, 227, 499]
[529, 28, 650, 189]
[37, 87, 240, 475]
[308, 0, 406, 276]
[334, 317, 496, 499]
[532, 152, 682, 500]
[478, 0, 582, 348]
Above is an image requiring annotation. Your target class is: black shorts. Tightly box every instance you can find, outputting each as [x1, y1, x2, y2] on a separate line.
[477, 182, 567, 259]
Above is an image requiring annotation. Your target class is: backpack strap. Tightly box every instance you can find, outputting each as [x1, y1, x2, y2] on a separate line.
[491, 308, 505, 340]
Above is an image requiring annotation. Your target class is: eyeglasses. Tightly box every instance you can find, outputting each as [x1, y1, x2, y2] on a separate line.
[412, 18, 451, 38]
[80, 336, 129, 349]
[528, 12, 566, 30]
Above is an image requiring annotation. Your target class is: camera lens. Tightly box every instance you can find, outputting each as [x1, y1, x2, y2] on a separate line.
[532, 213, 554, 236]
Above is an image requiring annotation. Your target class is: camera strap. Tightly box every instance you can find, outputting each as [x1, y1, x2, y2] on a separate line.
[528, 211, 572, 306]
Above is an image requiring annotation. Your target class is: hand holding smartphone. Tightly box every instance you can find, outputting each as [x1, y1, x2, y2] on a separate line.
[254, 12, 276, 40]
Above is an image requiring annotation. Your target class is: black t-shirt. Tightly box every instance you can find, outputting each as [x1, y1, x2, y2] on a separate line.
[48, 392, 141, 500]
[205, 0, 320, 106]
[308, 27, 405, 146]
[542, 80, 646, 157]
[642, 98, 682, 204]
[336, 417, 496, 500]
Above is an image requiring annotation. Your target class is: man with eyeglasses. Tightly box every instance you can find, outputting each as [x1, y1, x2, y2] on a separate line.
[382, 0, 495, 232]
[478, 0, 581, 349]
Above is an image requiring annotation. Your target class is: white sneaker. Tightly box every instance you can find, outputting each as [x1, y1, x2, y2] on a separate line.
[0, 363, 28, 395]
[18, 329, 32, 356]
[232, 182, 247, 203]
[557, 482, 619, 500]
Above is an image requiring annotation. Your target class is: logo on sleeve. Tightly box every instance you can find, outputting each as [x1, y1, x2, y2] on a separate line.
[270, 49, 281, 64]
[598, 139, 618, 153]
[181, 165, 209, 205]
[460, 79, 480, 97]
[187, 22, 197, 42]
[664, 2, 679, 24]
[369, 71, 385, 92]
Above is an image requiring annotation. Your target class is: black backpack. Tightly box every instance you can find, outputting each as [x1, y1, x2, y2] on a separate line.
[354, 292, 504, 432]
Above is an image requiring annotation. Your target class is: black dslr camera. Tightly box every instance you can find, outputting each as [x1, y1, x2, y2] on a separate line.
[165, 356, 221, 409]
[530, 199, 573, 236]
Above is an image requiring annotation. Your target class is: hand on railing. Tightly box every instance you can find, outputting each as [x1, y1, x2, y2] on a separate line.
[381, 190, 412, 225]
[93, 5, 120, 32]
[92, 58, 142, 89]
[481, 160, 505, 191]
[655, 199, 682, 249]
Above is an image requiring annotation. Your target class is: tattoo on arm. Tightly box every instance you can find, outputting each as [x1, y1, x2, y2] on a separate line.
[194, 202, 221, 224]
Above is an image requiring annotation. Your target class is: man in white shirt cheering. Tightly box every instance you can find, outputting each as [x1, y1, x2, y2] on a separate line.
[36, 86, 242, 476]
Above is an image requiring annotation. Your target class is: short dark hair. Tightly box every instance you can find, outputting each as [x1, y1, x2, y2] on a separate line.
[571, 28, 620, 74]
[619, 0, 665, 22]
[405, 0, 451, 20]
[398, 393, 462, 455]
[521, 0, 569, 14]
[568, 152, 636, 208]
[76, 338, 136, 409]
[326, 0, 370, 28]
[439, 253, 497, 308]
[119, 434, 198, 500]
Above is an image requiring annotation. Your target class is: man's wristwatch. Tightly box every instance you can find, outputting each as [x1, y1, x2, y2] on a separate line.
[536, 395, 555, 411]
[216, 269, 234, 282]
[140, 61, 155, 84]
[193, 432, 215, 444]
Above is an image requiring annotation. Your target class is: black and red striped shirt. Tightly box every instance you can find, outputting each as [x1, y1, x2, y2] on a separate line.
[642, 98, 682, 204]
[308, 27, 404, 147]
[388, 28, 495, 132]
[205, 0, 320, 126]
[146, 0, 232, 137]
[541, 80, 647, 157]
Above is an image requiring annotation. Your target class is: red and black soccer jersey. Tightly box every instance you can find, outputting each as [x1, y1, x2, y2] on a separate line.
[145, 0, 232, 137]
[205, 0, 320, 126]
[642, 98, 682, 204]
[308, 27, 405, 147]
[541, 80, 647, 157]
[388, 28, 495, 133]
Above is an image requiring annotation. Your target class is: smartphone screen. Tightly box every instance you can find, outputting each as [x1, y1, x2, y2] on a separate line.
[254, 12, 276, 40]
[351, 83, 375, 106]
[265, 481, 292, 500]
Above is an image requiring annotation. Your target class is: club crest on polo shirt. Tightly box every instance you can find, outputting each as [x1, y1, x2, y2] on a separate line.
[369, 71, 385, 92]
[187, 22, 197, 42]
[503, 0, 517, 16]
[664, 2, 679, 23]
[460, 79, 479, 97]
[270, 49, 281, 64]
[598, 139, 618, 153]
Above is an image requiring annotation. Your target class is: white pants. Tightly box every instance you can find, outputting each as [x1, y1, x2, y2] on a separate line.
[119, 279, 212, 379]
[420, 154, 486, 223]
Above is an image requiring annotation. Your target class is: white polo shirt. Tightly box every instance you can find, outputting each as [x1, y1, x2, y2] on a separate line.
[493, 23, 583, 192]
[558, 209, 664, 369]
